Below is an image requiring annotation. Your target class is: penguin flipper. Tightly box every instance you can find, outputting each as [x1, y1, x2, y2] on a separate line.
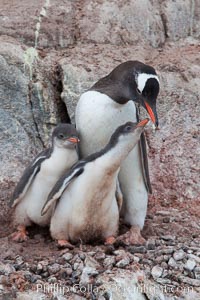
[116, 178, 123, 212]
[139, 132, 152, 194]
[41, 166, 84, 216]
[10, 148, 51, 208]
[135, 106, 152, 194]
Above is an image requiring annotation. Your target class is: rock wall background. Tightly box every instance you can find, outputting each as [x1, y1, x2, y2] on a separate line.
[0, 0, 199, 224]
[0, 1, 200, 299]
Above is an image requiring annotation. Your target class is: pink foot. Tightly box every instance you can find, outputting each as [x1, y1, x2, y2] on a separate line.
[11, 225, 28, 242]
[104, 236, 116, 245]
[57, 239, 74, 249]
[117, 226, 146, 245]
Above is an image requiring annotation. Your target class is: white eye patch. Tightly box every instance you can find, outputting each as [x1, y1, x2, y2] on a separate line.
[137, 73, 159, 94]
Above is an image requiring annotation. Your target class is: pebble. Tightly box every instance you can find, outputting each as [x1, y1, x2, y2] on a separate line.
[162, 269, 169, 278]
[195, 267, 200, 272]
[156, 210, 171, 216]
[62, 252, 73, 261]
[142, 259, 152, 265]
[155, 240, 162, 246]
[128, 246, 147, 254]
[0, 275, 9, 285]
[47, 276, 57, 283]
[48, 263, 60, 274]
[151, 265, 163, 279]
[178, 275, 200, 287]
[184, 259, 196, 271]
[163, 217, 170, 223]
[160, 262, 168, 269]
[16, 291, 46, 300]
[116, 257, 130, 268]
[79, 253, 86, 260]
[161, 235, 176, 241]
[173, 249, 186, 261]
[114, 249, 127, 256]
[155, 255, 164, 264]
[15, 256, 24, 266]
[133, 256, 140, 263]
[155, 278, 172, 285]
[36, 263, 43, 273]
[188, 253, 200, 263]
[103, 256, 116, 269]
[95, 252, 106, 261]
[72, 270, 82, 280]
[65, 267, 73, 276]
[0, 284, 4, 292]
[156, 247, 174, 255]
[71, 254, 80, 264]
[187, 249, 193, 254]
[0, 263, 15, 275]
[37, 260, 48, 273]
[73, 262, 80, 271]
[84, 256, 100, 269]
[168, 257, 178, 268]
[41, 271, 49, 278]
[146, 239, 156, 250]
[53, 292, 68, 300]
[87, 251, 96, 256]
[80, 266, 98, 285]
[163, 255, 170, 262]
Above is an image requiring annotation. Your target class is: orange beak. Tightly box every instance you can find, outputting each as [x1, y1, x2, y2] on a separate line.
[67, 137, 80, 144]
[144, 102, 156, 125]
[136, 118, 149, 127]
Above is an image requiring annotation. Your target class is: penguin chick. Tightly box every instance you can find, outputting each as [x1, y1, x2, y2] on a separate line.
[41, 119, 149, 248]
[10, 124, 79, 242]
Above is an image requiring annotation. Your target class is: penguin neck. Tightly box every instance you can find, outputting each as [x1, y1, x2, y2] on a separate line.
[51, 144, 78, 166]
[99, 139, 133, 173]
[90, 77, 132, 105]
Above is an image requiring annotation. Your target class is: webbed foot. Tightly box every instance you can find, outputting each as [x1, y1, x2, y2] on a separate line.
[11, 225, 28, 242]
[117, 225, 145, 245]
[57, 239, 74, 249]
[104, 236, 116, 245]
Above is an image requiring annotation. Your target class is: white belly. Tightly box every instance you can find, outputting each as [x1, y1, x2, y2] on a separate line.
[50, 163, 119, 242]
[75, 91, 148, 228]
[14, 147, 78, 226]
[76, 91, 137, 155]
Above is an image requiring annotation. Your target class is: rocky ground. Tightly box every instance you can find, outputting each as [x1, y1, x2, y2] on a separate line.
[0, 200, 199, 300]
[0, 1, 200, 299]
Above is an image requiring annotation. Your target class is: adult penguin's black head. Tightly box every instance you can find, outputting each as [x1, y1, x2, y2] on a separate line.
[91, 60, 160, 127]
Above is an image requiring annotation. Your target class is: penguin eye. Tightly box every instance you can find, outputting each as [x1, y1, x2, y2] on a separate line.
[125, 125, 132, 132]
[58, 133, 64, 139]
[136, 88, 142, 95]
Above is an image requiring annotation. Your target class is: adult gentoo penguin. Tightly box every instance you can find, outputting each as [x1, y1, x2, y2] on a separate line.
[41, 119, 149, 247]
[10, 124, 79, 242]
[75, 61, 160, 245]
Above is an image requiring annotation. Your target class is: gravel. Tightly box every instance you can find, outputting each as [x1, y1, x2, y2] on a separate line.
[173, 249, 186, 261]
[151, 265, 163, 279]
[0, 208, 199, 299]
[184, 259, 196, 271]
[62, 253, 73, 261]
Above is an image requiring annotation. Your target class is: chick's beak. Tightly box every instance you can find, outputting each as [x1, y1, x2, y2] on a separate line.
[144, 101, 159, 127]
[136, 118, 149, 127]
[67, 137, 80, 144]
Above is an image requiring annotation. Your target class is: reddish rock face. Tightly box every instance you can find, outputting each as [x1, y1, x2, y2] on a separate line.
[0, 0, 77, 48]
[0, 0, 199, 48]
[0, 2, 199, 299]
